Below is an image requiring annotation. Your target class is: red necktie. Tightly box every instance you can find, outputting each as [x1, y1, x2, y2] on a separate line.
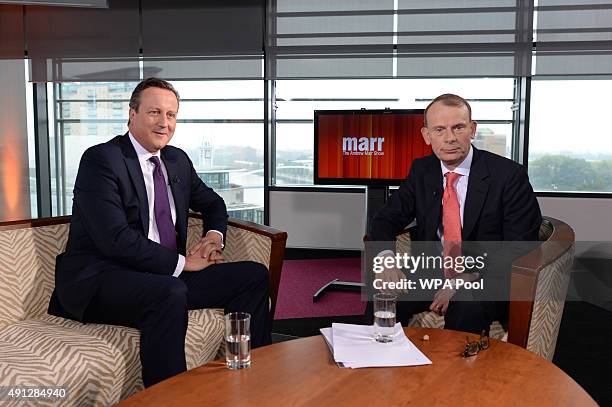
[443, 172, 462, 278]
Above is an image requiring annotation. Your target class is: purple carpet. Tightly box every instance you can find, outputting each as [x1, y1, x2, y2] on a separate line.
[274, 258, 367, 320]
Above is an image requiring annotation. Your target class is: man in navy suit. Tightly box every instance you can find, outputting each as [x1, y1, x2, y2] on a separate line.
[48, 78, 271, 387]
[369, 94, 542, 334]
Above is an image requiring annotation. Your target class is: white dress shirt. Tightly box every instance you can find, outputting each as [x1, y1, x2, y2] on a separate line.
[129, 133, 185, 277]
[378, 146, 474, 260]
[128, 134, 225, 276]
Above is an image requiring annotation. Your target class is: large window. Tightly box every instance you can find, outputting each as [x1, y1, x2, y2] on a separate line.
[54, 82, 137, 215]
[24, 62, 37, 219]
[171, 81, 264, 224]
[274, 78, 515, 185]
[44, 76, 612, 226]
[9, 1, 612, 227]
[54, 80, 264, 223]
[529, 80, 612, 193]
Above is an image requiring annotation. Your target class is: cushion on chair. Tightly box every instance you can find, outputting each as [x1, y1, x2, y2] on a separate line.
[0, 224, 70, 326]
[0, 216, 284, 406]
[0, 309, 224, 407]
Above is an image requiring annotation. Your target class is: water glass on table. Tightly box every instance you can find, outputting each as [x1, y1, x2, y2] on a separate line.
[225, 312, 251, 369]
[373, 293, 397, 343]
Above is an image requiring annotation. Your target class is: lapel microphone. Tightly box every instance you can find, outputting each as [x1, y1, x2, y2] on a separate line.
[169, 176, 180, 185]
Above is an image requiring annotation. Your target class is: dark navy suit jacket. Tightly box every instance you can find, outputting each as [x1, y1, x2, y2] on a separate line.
[371, 146, 542, 242]
[49, 134, 227, 321]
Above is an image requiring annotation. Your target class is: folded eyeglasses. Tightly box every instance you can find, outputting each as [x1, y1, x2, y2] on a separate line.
[462, 330, 490, 357]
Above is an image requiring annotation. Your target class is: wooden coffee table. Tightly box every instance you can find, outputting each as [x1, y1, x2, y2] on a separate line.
[117, 327, 596, 406]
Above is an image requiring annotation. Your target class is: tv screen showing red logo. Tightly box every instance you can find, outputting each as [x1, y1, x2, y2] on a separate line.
[314, 109, 431, 185]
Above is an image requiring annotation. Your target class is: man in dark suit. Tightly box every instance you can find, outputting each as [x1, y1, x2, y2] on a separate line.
[48, 78, 271, 387]
[369, 93, 542, 334]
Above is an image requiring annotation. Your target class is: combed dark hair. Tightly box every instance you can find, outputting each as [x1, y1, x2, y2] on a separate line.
[423, 94, 472, 127]
[129, 77, 180, 112]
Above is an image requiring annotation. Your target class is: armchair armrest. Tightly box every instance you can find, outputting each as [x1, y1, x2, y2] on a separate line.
[364, 217, 575, 360]
[187, 214, 288, 322]
[507, 217, 575, 355]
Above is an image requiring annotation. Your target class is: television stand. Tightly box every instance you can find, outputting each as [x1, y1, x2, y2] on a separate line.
[312, 279, 364, 302]
[312, 186, 389, 303]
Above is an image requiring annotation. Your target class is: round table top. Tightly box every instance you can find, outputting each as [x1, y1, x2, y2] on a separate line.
[118, 327, 596, 407]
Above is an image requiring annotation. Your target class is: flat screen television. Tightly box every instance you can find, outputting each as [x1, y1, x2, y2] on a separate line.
[314, 109, 431, 186]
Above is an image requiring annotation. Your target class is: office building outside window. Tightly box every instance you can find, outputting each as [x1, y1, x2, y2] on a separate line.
[54, 80, 264, 223]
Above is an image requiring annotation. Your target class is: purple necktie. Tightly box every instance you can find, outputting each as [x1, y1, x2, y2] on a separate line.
[149, 156, 177, 251]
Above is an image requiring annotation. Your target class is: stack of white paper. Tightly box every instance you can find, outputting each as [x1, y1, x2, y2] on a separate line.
[320, 323, 432, 368]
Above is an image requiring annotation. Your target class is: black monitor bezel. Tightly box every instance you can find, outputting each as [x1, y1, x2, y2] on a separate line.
[313, 109, 426, 186]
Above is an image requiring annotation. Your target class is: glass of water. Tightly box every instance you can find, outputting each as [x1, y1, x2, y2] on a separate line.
[225, 312, 251, 369]
[373, 293, 397, 343]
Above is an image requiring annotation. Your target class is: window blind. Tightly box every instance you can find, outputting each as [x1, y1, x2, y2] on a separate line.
[0, 5, 25, 59]
[141, 0, 264, 79]
[26, 0, 140, 82]
[267, 0, 533, 79]
[534, 0, 612, 76]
